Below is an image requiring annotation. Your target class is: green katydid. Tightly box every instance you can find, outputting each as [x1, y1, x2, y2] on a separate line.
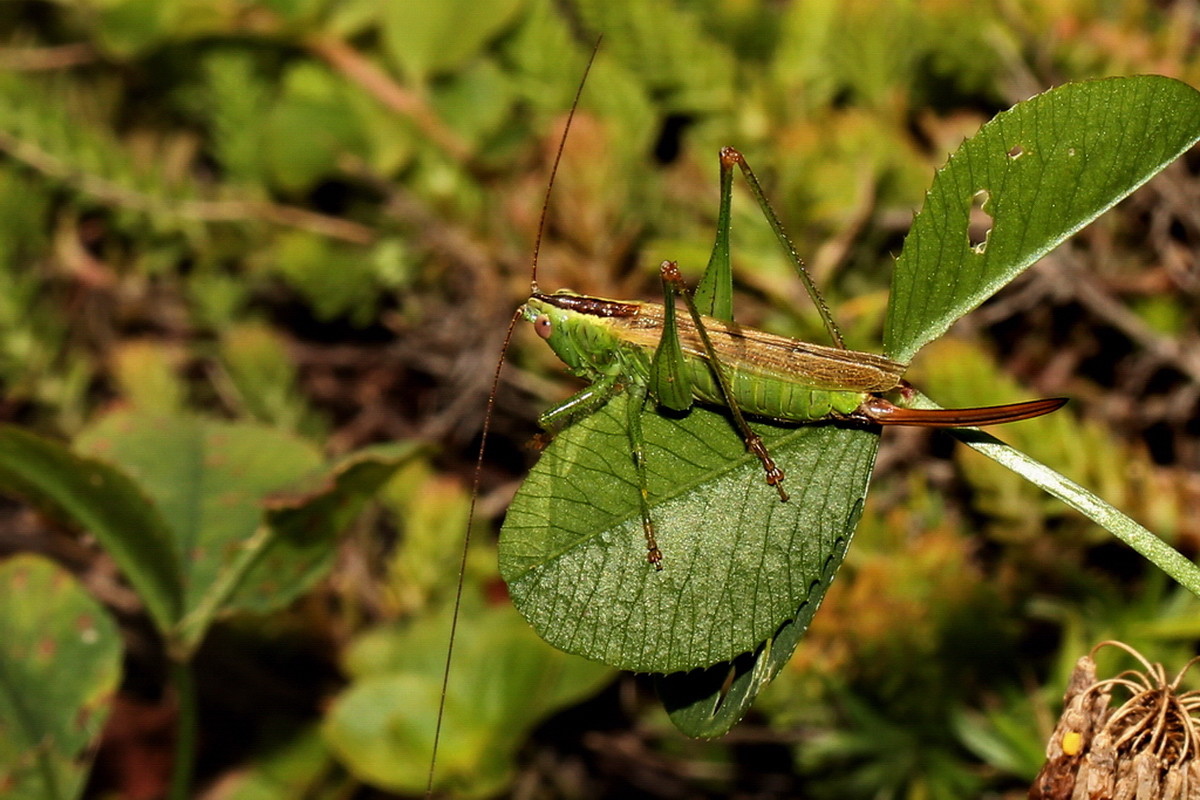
[427, 48, 1076, 792]
[519, 141, 1065, 570]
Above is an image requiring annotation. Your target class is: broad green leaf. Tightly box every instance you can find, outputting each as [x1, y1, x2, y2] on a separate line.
[76, 413, 416, 654]
[325, 602, 612, 798]
[0, 555, 121, 800]
[0, 426, 183, 632]
[500, 393, 878, 674]
[76, 413, 323, 620]
[0, 416, 413, 658]
[886, 76, 1200, 364]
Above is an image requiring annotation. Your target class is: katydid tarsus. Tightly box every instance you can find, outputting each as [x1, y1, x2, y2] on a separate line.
[426, 49, 1067, 795]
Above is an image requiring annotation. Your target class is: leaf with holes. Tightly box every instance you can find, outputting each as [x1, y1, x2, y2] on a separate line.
[885, 75, 1200, 363]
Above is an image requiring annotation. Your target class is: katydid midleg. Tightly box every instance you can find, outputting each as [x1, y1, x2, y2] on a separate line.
[426, 50, 1066, 795]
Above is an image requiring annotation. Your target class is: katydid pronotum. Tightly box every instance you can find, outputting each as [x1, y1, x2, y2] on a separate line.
[425, 48, 1069, 794]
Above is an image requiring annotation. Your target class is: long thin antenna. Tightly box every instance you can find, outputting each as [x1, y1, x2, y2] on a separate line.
[530, 36, 602, 293]
[425, 37, 602, 798]
[424, 309, 520, 798]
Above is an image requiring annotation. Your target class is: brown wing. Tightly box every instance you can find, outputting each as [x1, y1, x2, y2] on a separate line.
[610, 302, 907, 393]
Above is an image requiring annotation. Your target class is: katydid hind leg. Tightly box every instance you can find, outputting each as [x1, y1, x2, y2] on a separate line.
[648, 269, 695, 412]
[692, 148, 736, 322]
[722, 146, 847, 350]
[659, 260, 789, 502]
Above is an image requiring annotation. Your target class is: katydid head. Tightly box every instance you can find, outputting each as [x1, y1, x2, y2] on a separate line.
[522, 292, 639, 382]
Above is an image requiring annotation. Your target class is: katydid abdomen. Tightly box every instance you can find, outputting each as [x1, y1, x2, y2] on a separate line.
[690, 364, 866, 422]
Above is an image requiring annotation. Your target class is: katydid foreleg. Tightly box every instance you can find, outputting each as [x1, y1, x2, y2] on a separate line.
[536, 375, 621, 433]
[623, 379, 664, 569]
[534, 333, 666, 568]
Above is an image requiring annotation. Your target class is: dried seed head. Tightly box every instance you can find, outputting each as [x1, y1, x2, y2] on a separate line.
[1030, 655, 1105, 799]
[1029, 642, 1200, 800]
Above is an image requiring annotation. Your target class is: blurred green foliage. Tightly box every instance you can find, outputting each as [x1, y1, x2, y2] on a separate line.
[0, 0, 1193, 797]
[0, 555, 121, 799]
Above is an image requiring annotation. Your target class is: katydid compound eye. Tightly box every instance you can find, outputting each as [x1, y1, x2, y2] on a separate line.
[534, 315, 553, 339]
